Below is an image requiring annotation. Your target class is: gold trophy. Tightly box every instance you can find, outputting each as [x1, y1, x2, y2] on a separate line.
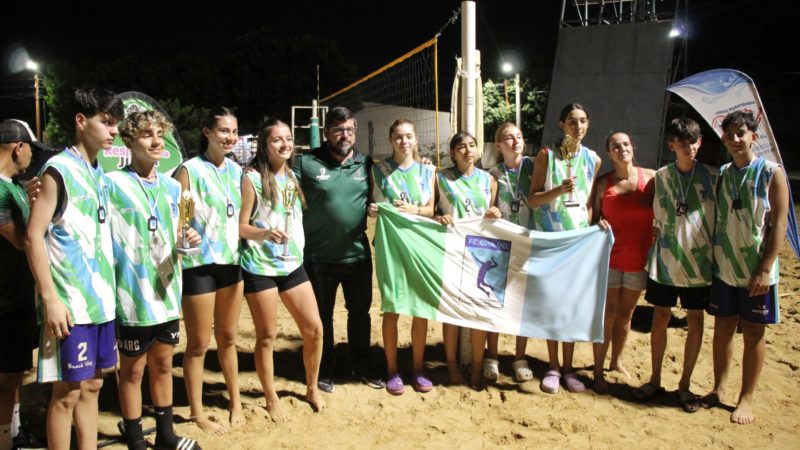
[177, 190, 200, 255]
[560, 134, 580, 208]
[278, 181, 297, 261]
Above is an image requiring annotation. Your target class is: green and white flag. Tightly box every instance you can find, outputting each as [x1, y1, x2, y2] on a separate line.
[375, 204, 613, 342]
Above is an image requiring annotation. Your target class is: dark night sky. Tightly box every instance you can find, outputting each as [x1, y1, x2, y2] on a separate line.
[2, 0, 798, 159]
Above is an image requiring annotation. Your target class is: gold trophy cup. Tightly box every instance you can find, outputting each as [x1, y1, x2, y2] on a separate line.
[560, 135, 581, 208]
[277, 181, 297, 262]
[177, 190, 200, 255]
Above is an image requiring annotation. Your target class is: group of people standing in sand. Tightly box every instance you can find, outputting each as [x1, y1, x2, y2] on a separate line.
[0, 84, 788, 450]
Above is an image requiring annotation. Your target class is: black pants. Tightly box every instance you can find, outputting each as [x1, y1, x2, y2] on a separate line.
[304, 257, 374, 378]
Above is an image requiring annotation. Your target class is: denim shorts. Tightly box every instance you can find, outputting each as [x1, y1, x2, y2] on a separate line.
[607, 269, 647, 291]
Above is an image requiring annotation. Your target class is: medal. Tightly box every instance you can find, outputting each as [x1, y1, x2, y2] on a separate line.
[504, 161, 525, 215]
[227, 202, 235, 217]
[147, 215, 158, 232]
[673, 162, 695, 219]
[676, 201, 688, 216]
[97, 206, 106, 223]
[729, 159, 759, 213]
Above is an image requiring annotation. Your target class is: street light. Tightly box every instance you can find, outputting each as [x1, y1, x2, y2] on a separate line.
[25, 60, 41, 140]
[501, 62, 520, 128]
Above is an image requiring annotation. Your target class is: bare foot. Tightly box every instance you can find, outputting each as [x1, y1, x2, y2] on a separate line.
[265, 397, 290, 423]
[447, 362, 464, 385]
[306, 387, 326, 412]
[470, 364, 484, 390]
[229, 402, 246, 427]
[192, 415, 226, 436]
[700, 391, 720, 409]
[594, 375, 609, 395]
[609, 362, 631, 379]
[731, 397, 756, 425]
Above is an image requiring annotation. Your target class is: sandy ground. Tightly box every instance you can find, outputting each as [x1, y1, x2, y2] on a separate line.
[19, 216, 800, 449]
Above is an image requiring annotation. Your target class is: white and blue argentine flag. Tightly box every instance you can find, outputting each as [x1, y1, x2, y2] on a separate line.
[374, 204, 613, 343]
[667, 68, 800, 260]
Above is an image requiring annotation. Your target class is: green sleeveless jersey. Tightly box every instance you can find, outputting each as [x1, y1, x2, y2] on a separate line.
[489, 157, 533, 228]
[107, 169, 182, 325]
[240, 172, 305, 276]
[436, 167, 492, 219]
[39, 149, 115, 324]
[648, 162, 718, 287]
[371, 159, 435, 207]
[714, 157, 780, 287]
[531, 145, 597, 231]
[180, 156, 242, 268]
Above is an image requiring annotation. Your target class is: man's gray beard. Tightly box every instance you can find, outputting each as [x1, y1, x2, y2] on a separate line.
[329, 142, 352, 157]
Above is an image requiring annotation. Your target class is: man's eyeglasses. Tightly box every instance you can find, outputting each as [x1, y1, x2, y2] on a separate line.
[329, 126, 356, 136]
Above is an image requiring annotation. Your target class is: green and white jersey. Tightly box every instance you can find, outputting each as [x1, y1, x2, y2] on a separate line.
[0, 175, 33, 315]
[647, 162, 718, 287]
[180, 155, 242, 268]
[436, 167, 492, 219]
[107, 168, 182, 326]
[39, 149, 115, 325]
[531, 145, 597, 231]
[240, 172, 304, 276]
[489, 157, 533, 228]
[714, 157, 780, 287]
[371, 159, 434, 206]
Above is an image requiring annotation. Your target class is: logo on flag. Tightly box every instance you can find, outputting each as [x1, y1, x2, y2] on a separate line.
[459, 235, 511, 307]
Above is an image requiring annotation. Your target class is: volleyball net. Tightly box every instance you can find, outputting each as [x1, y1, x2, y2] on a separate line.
[321, 37, 446, 166]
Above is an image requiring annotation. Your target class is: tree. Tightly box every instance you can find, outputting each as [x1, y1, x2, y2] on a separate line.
[158, 98, 210, 155]
[39, 29, 355, 144]
[482, 76, 548, 149]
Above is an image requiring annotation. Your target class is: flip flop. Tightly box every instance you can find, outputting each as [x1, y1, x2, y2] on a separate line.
[562, 372, 585, 393]
[700, 392, 720, 409]
[386, 373, 405, 395]
[540, 370, 561, 394]
[512, 359, 533, 382]
[678, 390, 701, 413]
[633, 383, 665, 401]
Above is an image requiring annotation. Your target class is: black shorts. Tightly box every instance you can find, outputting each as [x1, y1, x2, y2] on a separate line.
[644, 278, 710, 310]
[0, 306, 37, 373]
[183, 264, 243, 296]
[116, 319, 180, 357]
[243, 266, 309, 294]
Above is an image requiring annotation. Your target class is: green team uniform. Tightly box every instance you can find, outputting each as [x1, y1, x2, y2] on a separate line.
[0, 175, 33, 315]
[531, 145, 597, 231]
[240, 172, 305, 276]
[107, 168, 182, 326]
[38, 149, 116, 324]
[373, 159, 435, 315]
[436, 166, 492, 219]
[714, 157, 780, 287]
[294, 147, 371, 264]
[180, 155, 242, 268]
[489, 157, 533, 228]
[648, 162, 718, 287]
[371, 159, 434, 206]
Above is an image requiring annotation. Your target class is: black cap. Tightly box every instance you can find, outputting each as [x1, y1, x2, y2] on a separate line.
[0, 119, 37, 144]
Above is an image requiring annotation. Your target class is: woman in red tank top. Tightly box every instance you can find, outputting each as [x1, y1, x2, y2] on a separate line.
[590, 132, 655, 393]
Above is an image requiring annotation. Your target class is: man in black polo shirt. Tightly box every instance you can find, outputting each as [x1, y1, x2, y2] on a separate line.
[294, 107, 384, 392]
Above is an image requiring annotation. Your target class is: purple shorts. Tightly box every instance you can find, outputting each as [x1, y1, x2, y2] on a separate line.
[37, 320, 118, 383]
